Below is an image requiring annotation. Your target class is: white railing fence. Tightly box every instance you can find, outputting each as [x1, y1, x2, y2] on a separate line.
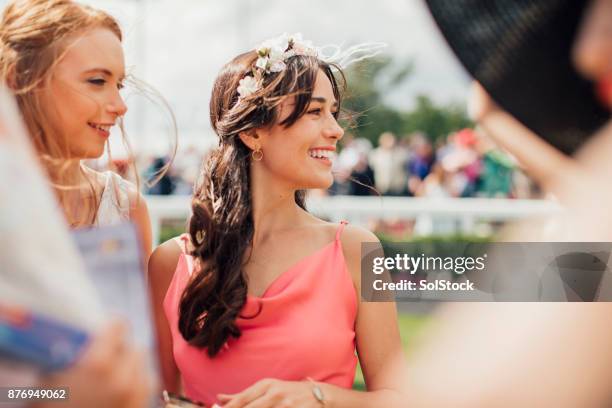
[145, 195, 560, 245]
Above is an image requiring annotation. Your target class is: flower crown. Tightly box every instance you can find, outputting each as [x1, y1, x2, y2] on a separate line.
[236, 33, 318, 100]
[235, 33, 387, 103]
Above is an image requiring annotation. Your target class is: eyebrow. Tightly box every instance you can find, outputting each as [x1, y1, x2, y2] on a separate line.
[310, 96, 339, 108]
[84, 68, 125, 80]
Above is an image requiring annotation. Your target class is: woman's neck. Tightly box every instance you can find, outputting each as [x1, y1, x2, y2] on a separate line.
[48, 158, 87, 182]
[52, 160, 103, 227]
[250, 163, 303, 246]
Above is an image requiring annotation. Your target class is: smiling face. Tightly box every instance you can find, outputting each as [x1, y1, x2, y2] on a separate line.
[255, 69, 344, 190]
[40, 28, 127, 159]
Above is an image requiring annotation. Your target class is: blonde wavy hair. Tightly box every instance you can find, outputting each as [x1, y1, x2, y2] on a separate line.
[0, 0, 173, 226]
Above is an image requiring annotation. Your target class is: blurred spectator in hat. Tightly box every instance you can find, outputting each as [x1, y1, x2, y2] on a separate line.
[404, 1, 612, 407]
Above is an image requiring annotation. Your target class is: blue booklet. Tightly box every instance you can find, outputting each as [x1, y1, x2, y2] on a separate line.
[0, 305, 89, 372]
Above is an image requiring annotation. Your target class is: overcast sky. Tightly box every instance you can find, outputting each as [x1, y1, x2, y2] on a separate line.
[1, 0, 470, 153]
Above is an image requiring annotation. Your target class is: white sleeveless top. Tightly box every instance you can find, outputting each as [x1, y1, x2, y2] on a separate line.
[94, 171, 131, 226]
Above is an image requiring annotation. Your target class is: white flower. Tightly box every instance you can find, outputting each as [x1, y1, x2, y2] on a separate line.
[252, 33, 318, 76]
[293, 43, 317, 56]
[291, 33, 317, 57]
[255, 57, 269, 70]
[256, 34, 292, 73]
[257, 34, 289, 70]
[269, 60, 286, 72]
[258, 33, 289, 56]
[237, 76, 260, 98]
[268, 46, 286, 62]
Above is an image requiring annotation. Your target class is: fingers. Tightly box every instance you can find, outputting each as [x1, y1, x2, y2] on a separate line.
[242, 396, 280, 408]
[467, 82, 498, 122]
[218, 380, 309, 408]
[76, 320, 127, 375]
[219, 380, 271, 408]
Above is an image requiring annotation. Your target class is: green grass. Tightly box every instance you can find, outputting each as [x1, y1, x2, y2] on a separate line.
[159, 222, 188, 244]
[352, 313, 431, 390]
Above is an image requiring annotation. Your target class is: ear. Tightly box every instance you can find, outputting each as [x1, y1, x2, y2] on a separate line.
[238, 128, 264, 151]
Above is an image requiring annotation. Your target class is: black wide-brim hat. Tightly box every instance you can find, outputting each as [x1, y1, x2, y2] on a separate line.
[425, 0, 610, 154]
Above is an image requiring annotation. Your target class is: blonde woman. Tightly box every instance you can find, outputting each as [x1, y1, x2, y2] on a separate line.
[0, 1, 167, 406]
[0, 0, 154, 260]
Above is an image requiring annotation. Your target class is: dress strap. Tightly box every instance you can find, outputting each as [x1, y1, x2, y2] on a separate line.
[95, 171, 130, 226]
[335, 220, 349, 241]
[174, 233, 191, 254]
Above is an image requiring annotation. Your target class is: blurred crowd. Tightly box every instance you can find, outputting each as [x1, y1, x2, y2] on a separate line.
[109, 128, 539, 200]
[328, 129, 538, 199]
[101, 144, 204, 196]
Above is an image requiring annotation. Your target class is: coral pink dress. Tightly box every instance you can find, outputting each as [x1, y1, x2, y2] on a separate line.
[163, 221, 358, 406]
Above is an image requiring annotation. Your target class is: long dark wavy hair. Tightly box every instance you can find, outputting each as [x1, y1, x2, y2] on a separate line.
[178, 51, 345, 357]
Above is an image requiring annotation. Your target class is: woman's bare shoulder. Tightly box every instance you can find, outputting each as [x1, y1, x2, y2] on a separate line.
[337, 223, 381, 291]
[339, 223, 380, 250]
[148, 238, 183, 290]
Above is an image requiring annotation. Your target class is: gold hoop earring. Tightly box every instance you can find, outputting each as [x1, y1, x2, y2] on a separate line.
[252, 148, 263, 161]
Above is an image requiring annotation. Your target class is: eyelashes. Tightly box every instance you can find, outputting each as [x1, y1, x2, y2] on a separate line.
[87, 78, 125, 90]
[88, 78, 106, 86]
[307, 108, 339, 116]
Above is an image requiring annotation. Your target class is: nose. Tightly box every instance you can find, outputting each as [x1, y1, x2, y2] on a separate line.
[323, 115, 344, 141]
[107, 90, 128, 118]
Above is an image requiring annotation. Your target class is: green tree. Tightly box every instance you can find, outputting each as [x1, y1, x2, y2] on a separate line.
[341, 56, 411, 145]
[341, 57, 472, 146]
[402, 95, 473, 143]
